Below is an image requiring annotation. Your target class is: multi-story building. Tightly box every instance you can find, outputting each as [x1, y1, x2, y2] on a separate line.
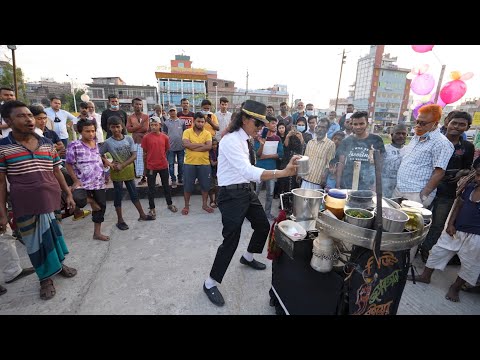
[25, 78, 72, 106]
[155, 55, 208, 112]
[352, 45, 411, 125]
[85, 77, 158, 113]
[155, 55, 288, 114]
[232, 84, 289, 115]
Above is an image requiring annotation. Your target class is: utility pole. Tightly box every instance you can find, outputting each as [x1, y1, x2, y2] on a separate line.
[434, 64, 446, 103]
[245, 69, 249, 96]
[7, 45, 18, 98]
[334, 49, 347, 112]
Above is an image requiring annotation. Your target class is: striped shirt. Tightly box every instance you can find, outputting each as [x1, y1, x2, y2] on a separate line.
[303, 136, 336, 185]
[0, 133, 62, 218]
[396, 128, 454, 193]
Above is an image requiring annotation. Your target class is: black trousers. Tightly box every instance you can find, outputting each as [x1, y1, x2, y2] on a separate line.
[209, 187, 270, 283]
[147, 168, 172, 209]
[72, 188, 107, 223]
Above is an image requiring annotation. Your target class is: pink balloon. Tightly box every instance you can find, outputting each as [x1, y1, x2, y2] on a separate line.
[411, 73, 435, 95]
[411, 45, 434, 53]
[413, 101, 434, 119]
[439, 80, 467, 104]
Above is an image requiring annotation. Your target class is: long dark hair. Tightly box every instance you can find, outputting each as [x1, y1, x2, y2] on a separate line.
[228, 111, 250, 133]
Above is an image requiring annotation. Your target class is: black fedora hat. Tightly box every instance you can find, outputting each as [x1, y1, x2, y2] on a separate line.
[241, 100, 269, 124]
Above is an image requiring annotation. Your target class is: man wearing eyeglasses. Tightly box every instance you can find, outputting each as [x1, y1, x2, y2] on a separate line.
[202, 100, 300, 307]
[44, 96, 78, 153]
[394, 104, 454, 208]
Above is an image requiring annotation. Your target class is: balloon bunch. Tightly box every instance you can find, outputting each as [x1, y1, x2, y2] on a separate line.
[406, 64, 435, 95]
[408, 45, 473, 118]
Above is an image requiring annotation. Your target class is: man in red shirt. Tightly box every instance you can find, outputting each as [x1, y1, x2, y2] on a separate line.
[141, 117, 178, 218]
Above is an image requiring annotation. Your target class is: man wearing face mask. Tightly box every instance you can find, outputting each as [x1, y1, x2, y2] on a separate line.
[394, 104, 454, 208]
[101, 94, 127, 139]
[301, 117, 336, 190]
[200, 99, 219, 137]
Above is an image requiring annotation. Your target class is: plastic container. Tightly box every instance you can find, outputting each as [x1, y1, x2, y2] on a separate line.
[324, 189, 347, 220]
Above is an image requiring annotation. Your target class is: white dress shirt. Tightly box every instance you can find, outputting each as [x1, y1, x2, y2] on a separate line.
[45, 107, 77, 140]
[215, 110, 232, 140]
[217, 127, 265, 186]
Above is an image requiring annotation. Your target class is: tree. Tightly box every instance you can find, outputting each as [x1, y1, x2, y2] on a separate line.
[0, 62, 27, 103]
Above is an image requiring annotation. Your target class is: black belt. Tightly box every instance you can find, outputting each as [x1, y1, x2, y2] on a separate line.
[221, 183, 251, 190]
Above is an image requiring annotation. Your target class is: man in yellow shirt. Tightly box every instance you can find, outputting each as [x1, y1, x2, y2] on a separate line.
[200, 99, 219, 137]
[181, 112, 213, 215]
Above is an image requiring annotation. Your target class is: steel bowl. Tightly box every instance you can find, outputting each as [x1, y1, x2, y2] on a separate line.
[344, 208, 374, 229]
[376, 207, 409, 233]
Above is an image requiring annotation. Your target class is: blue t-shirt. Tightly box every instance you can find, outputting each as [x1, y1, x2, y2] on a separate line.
[455, 183, 480, 235]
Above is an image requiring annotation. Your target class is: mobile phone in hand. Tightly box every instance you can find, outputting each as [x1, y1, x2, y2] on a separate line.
[261, 127, 269, 139]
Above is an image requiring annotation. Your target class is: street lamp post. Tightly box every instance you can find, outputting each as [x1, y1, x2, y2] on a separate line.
[6, 45, 18, 99]
[212, 81, 218, 111]
[66, 74, 77, 113]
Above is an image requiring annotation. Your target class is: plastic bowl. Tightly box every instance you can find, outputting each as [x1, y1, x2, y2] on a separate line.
[344, 208, 374, 229]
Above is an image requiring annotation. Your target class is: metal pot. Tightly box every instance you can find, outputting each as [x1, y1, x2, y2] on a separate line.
[289, 188, 324, 221]
[346, 190, 376, 210]
[376, 207, 409, 233]
[344, 208, 374, 229]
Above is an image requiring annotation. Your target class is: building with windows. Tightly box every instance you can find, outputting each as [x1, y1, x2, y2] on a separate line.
[155, 55, 208, 112]
[85, 77, 158, 113]
[352, 45, 411, 124]
[25, 78, 72, 106]
[232, 84, 289, 114]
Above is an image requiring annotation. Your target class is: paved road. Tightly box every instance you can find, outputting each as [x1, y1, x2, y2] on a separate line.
[1, 194, 479, 315]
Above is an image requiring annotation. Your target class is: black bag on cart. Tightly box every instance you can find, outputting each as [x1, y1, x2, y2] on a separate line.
[342, 246, 410, 315]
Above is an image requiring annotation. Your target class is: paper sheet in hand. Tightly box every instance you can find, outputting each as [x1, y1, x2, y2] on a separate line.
[262, 141, 279, 155]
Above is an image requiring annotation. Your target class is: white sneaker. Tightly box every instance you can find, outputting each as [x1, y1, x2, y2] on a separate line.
[171, 181, 177, 188]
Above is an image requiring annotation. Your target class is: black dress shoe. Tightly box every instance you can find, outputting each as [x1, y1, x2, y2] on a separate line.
[203, 283, 225, 306]
[240, 256, 267, 270]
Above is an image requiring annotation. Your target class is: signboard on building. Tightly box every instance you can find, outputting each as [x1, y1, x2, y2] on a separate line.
[473, 111, 480, 126]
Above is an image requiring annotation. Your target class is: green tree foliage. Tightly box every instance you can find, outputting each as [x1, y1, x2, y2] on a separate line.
[0, 62, 27, 103]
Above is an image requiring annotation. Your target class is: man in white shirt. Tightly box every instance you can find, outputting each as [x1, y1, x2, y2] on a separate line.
[44, 96, 77, 151]
[87, 101, 104, 143]
[203, 100, 300, 307]
[215, 97, 232, 141]
[0, 87, 15, 139]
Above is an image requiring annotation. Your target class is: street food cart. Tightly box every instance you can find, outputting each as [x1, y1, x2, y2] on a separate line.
[269, 152, 431, 315]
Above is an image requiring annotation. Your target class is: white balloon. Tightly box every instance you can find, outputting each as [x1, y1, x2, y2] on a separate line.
[81, 94, 90, 102]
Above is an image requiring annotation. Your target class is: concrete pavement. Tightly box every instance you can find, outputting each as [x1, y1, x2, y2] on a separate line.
[1, 193, 479, 315]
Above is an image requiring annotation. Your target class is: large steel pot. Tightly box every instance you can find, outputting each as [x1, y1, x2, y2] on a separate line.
[281, 188, 324, 221]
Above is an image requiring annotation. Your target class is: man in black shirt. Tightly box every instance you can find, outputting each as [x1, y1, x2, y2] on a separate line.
[420, 112, 474, 260]
[336, 111, 385, 190]
[101, 94, 127, 139]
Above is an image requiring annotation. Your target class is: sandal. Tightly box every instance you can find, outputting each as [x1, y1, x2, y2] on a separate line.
[116, 222, 129, 231]
[40, 278, 56, 300]
[138, 215, 155, 221]
[168, 205, 178, 213]
[181, 207, 189, 215]
[73, 209, 91, 221]
[59, 264, 77, 278]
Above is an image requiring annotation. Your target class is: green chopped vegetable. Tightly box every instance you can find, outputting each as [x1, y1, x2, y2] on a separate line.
[346, 209, 371, 219]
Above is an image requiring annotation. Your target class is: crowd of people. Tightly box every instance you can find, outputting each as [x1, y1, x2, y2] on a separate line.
[0, 84, 479, 307]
